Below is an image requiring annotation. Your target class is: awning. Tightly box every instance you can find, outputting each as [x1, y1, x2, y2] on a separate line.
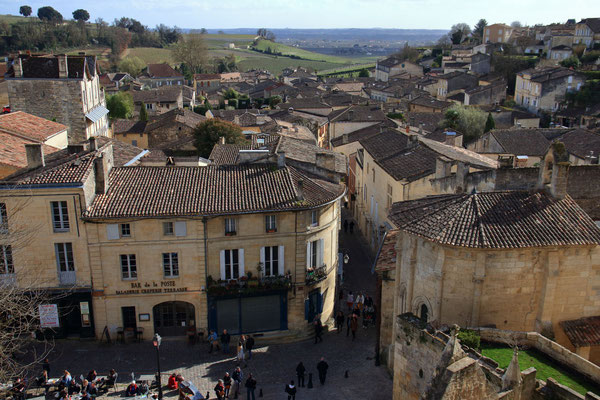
[85, 106, 109, 123]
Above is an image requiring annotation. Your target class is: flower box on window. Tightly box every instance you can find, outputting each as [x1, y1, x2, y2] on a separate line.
[225, 231, 237, 236]
[266, 228, 277, 233]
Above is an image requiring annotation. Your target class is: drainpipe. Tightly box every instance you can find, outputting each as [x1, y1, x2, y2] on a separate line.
[202, 216, 209, 329]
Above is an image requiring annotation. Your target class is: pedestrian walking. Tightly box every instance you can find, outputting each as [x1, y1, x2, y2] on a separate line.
[214, 379, 225, 400]
[350, 314, 358, 341]
[343, 219, 348, 233]
[335, 311, 345, 333]
[245, 373, 257, 400]
[346, 291, 354, 311]
[313, 318, 323, 343]
[237, 335, 246, 367]
[364, 294, 373, 308]
[208, 330, 220, 353]
[232, 367, 243, 399]
[355, 292, 365, 310]
[346, 314, 351, 336]
[223, 372, 232, 398]
[221, 329, 231, 354]
[285, 380, 297, 400]
[245, 335, 255, 359]
[349, 221, 355, 233]
[296, 362, 306, 387]
[316, 357, 329, 385]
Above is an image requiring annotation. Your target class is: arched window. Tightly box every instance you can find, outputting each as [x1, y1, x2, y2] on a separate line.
[420, 304, 429, 322]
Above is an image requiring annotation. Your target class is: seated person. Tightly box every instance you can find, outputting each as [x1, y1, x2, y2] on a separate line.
[168, 373, 178, 390]
[36, 369, 48, 387]
[176, 374, 184, 384]
[80, 390, 91, 400]
[67, 379, 81, 395]
[138, 382, 149, 395]
[11, 378, 26, 400]
[125, 380, 138, 397]
[57, 389, 69, 400]
[87, 381, 98, 396]
[58, 370, 72, 391]
[86, 370, 97, 383]
[98, 369, 117, 390]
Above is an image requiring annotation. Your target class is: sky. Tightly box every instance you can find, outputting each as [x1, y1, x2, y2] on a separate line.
[0, 0, 598, 30]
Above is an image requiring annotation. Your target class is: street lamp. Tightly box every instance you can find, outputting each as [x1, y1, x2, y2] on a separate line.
[152, 333, 163, 400]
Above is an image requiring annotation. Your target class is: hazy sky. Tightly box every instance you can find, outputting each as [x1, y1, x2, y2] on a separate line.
[1, 0, 597, 30]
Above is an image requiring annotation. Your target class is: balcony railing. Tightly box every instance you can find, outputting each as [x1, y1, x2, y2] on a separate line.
[58, 271, 76, 286]
[306, 264, 328, 285]
[206, 273, 292, 296]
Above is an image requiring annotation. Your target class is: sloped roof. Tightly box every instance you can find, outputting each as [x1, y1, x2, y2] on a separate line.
[83, 165, 345, 219]
[558, 129, 600, 159]
[328, 105, 387, 123]
[146, 63, 183, 78]
[330, 123, 395, 148]
[132, 87, 182, 104]
[0, 111, 67, 142]
[389, 192, 600, 248]
[13, 54, 97, 80]
[490, 129, 552, 156]
[560, 316, 600, 347]
[0, 132, 60, 170]
[579, 18, 600, 33]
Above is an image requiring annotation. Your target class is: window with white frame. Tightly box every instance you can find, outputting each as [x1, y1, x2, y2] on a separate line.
[225, 218, 236, 235]
[0, 245, 14, 274]
[120, 223, 131, 237]
[221, 249, 242, 280]
[0, 203, 7, 233]
[262, 246, 280, 276]
[51, 201, 70, 232]
[306, 239, 323, 269]
[163, 252, 179, 277]
[265, 215, 277, 232]
[163, 222, 174, 236]
[55, 243, 74, 272]
[310, 210, 319, 227]
[120, 254, 137, 279]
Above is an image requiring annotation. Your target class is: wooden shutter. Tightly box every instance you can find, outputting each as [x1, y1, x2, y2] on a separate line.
[107, 224, 119, 240]
[239, 248, 245, 277]
[174, 221, 187, 237]
[278, 245, 285, 276]
[219, 250, 226, 280]
[318, 238, 324, 268]
[306, 242, 311, 268]
[259, 247, 265, 277]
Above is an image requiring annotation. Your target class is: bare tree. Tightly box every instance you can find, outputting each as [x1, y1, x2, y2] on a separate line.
[0, 196, 61, 383]
[171, 34, 208, 74]
[511, 21, 523, 28]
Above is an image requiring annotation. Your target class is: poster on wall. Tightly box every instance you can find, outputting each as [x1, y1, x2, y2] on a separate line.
[39, 304, 60, 328]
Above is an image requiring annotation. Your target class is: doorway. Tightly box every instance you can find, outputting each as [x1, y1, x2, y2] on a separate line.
[153, 302, 195, 336]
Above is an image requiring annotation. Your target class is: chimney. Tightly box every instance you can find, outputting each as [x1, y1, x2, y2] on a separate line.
[550, 162, 569, 199]
[219, 136, 226, 145]
[407, 134, 419, 148]
[13, 57, 23, 78]
[89, 137, 97, 151]
[445, 131, 456, 146]
[297, 179, 304, 201]
[435, 158, 452, 179]
[316, 152, 336, 171]
[94, 155, 107, 194]
[455, 162, 468, 193]
[234, 115, 240, 125]
[342, 134, 349, 144]
[25, 144, 45, 169]
[277, 151, 286, 168]
[58, 54, 68, 79]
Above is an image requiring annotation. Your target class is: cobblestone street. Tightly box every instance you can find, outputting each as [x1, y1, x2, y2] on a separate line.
[39, 213, 392, 399]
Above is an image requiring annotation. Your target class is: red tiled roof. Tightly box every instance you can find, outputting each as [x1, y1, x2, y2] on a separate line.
[0, 111, 67, 142]
[147, 63, 183, 78]
[0, 131, 59, 170]
[374, 230, 398, 272]
[560, 316, 600, 347]
[83, 165, 345, 219]
[389, 192, 600, 249]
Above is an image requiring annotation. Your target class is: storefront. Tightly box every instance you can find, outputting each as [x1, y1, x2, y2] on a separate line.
[153, 301, 196, 336]
[207, 291, 288, 334]
[39, 289, 95, 339]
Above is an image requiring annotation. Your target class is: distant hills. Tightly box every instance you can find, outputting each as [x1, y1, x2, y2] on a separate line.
[186, 28, 448, 43]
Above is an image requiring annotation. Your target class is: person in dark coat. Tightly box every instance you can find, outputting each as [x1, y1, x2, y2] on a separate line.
[316, 357, 329, 385]
[296, 362, 306, 387]
[349, 221, 355, 233]
[335, 311, 345, 333]
[285, 380, 297, 400]
[314, 318, 323, 343]
[245, 335, 255, 359]
[221, 329, 231, 354]
[245, 373, 257, 400]
[343, 220, 348, 233]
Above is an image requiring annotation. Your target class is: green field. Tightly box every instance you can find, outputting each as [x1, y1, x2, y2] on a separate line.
[481, 343, 600, 395]
[0, 14, 38, 24]
[125, 47, 175, 64]
[201, 33, 256, 50]
[251, 39, 356, 64]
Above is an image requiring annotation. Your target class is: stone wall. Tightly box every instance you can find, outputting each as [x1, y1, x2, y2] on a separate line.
[478, 328, 600, 385]
[8, 79, 86, 143]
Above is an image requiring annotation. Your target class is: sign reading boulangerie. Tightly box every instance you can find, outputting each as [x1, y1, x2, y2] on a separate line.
[39, 304, 60, 328]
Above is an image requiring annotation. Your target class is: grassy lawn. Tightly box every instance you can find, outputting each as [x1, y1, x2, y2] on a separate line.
[481, 343, 600, 395]
[237, 57, 349, 75]
[317, 62, 376, 76]
[125, 47, 175, 65]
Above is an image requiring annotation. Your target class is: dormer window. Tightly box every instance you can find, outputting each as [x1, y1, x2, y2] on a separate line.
[120, 223, 131, 237]
[266, 215, 277, 233]
[225, 218, 237, 236]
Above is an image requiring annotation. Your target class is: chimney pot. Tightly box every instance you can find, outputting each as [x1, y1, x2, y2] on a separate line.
[89, 137, 97, 151]
[25, 144, 45, 169]
[445, 131, 456, 146]
[219, 136, 226, 145]
[58, 54, 69, 79]
[407, 134, 418, 148]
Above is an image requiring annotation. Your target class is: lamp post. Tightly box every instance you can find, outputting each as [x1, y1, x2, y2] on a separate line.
[152, 333, 163, 400]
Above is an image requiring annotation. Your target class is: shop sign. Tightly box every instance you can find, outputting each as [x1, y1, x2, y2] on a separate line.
[39, 304, 60, 328]
[116, 280, 189, 295]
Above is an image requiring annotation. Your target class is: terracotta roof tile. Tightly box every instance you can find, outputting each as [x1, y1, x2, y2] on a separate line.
[389, 192, 600, 248]
[83, 165, 345, 219]
[560, 316, 600, 347]
[0, 111, 68, 142]
[146, 63, 183, 78]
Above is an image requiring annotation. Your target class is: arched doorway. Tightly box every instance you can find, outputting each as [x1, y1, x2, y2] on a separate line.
[420, 304, 429, 323]
[153, 302, 195, 336]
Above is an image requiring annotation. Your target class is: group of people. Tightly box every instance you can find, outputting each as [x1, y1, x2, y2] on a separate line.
[51, 368, 117, 400]
[336, 290, 376, 339]
[208, 330, 256, 366]
[342, 219, 355, 234]
[214, 367, 255, 400]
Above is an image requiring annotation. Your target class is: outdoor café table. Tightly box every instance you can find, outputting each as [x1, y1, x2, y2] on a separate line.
[0, 382, 13, 395]
[137, 375, 155, 385]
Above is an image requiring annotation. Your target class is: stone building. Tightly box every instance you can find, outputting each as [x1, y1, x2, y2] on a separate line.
[131, 87, 183, 117]
[0, 137, 345, 340]
[375, 158, 600, 369]
[138, 63, 185, 89]
[6, 54, 109, 143]
[375, 58, 423, 82]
